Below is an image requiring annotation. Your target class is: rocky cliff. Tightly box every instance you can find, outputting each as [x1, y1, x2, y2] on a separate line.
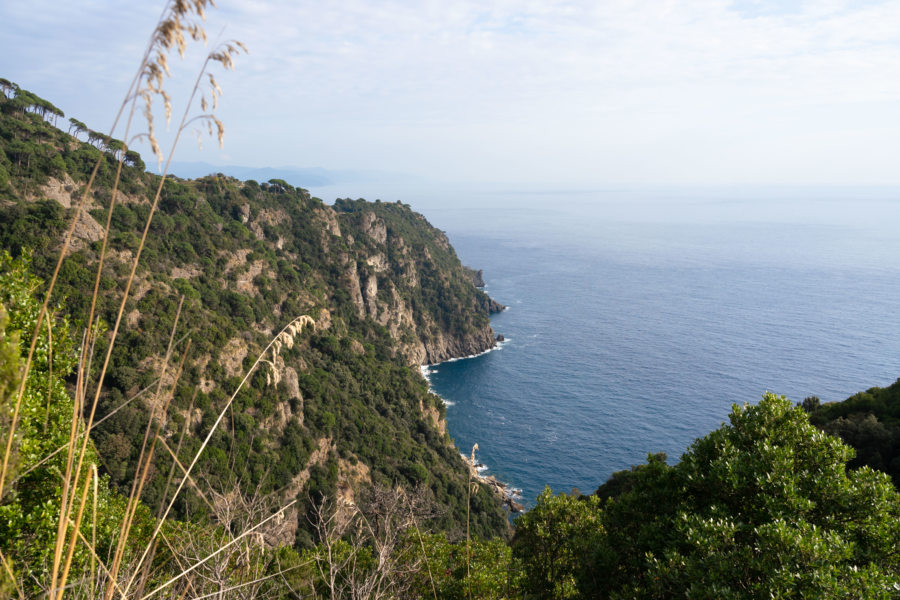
[331, 199, 504, 365]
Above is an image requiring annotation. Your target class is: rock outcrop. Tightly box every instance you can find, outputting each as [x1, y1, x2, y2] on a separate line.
[332, 199, 505, 366]
[463, 266, 486, 287]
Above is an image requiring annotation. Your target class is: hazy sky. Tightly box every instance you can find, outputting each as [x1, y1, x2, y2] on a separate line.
[2, 0, 899, 187]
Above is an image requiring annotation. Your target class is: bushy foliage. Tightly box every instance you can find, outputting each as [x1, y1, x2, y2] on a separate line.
[513, 488, 602, 599]
[0, 252, 154, 596]
[403, 533, 520, 600]
[804, 380, 900, 487]
[515, 394, 900, 599]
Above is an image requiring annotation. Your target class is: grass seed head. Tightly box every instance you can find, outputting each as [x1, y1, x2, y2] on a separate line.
[264, 316, 315, 386]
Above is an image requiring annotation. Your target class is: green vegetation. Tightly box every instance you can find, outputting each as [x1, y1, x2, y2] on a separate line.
[0, 252, 155, 596]
[802, 381, 900, 488]
[514, 394, 900, 598]
[3, 1, 512, 591]
[3, 5, 900, 594]
[4, 2, 511, 594]
[0, 251, 315, 598]
[0, 75, 509, 551]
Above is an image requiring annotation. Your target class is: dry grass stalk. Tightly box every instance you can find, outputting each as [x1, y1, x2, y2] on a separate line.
[262, 314, 315, 386]
[134, 387, 198, 598]
[0, 0, 258, 597]
[466, 443, 479, 600]
[0, 549, 24, 599]
[55, 456, 95, 600]
[107, 338, 191, 599]
[41, 316, 52, 432]
[91, 464, 98, 597]
[404, 488, 439, 600]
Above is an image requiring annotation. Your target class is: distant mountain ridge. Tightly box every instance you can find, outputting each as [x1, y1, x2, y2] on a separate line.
[167, 160, 410, 190]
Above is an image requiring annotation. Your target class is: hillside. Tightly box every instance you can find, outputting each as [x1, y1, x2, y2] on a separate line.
[0, 81, 509, 546]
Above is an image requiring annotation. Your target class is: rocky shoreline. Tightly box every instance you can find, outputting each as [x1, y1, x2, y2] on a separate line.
[463, 455, 525, 513]
[420, 344, 523, 513]
[423, 270, 521, 510]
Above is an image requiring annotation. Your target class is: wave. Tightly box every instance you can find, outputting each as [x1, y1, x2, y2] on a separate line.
[431, 391, 454, 407]
[452, 338, 510, 362]
[420, 368, 453, 406]
[459, 451, 490, 474]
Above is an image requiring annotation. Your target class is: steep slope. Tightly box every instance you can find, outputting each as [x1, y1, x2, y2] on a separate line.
[0, 82, 509, 544]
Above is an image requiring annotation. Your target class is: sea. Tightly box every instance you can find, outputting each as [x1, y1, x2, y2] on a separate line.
[312, 183, 900, 508]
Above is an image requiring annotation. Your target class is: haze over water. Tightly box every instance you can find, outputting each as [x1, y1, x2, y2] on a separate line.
[317, 185, 900, 507]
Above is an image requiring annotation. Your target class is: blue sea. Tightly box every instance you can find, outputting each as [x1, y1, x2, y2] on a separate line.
[315, 184, 900, 507]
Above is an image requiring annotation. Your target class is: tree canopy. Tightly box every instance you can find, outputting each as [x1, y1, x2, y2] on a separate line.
[515, 394, 900, 599]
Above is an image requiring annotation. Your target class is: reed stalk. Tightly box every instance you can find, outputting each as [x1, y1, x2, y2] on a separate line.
[405, 490, 438, 600]
[0, 1, 256, 597]
[466, 443, 478, 600]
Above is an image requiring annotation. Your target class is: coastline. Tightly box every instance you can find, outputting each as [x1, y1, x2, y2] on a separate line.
[419, 335, 524, 513]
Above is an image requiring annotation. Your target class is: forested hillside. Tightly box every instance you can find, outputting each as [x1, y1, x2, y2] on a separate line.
[802, 380, 900, 488]
[0, 80, 509, 550]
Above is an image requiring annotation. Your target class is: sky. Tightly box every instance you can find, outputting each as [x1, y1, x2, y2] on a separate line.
[2, 0, 900, 188]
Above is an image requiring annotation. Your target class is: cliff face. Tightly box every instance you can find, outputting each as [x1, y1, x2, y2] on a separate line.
[333, 199, 503, 365]
[0, 97, 511, 544]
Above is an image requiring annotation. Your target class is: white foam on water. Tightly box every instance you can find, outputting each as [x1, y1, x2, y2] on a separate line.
[432, 391, 454, 407]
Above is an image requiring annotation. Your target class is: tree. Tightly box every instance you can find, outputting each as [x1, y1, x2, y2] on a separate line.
[106, 138, 125, 162]
[86, 129, 105, 149]
[805, 380, 900, 487]
[124, 149, 145, 171]
[594, 452, 667, 501]
[67, 117, 88, 140]
[582, 393, 900, 598]
[0, 78, 17, 99]
[513, 488, 603, 599]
